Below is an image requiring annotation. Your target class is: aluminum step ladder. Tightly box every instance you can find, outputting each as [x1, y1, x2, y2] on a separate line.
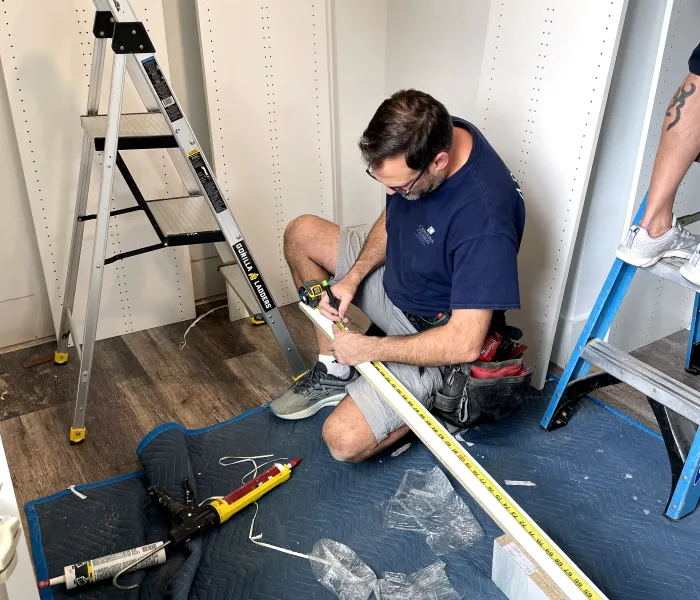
[56, 0, 307, 444]
[541, 192, 700, 520]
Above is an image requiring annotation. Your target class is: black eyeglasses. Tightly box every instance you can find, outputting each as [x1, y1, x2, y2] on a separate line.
[366, 164, 428, 195]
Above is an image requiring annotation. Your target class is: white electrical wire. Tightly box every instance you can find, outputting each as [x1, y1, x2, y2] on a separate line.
[67, 485, 87, 500]
[242, 458, 287, 482]
[198, 455, 277, 506]
[219, 455, 274, 467]
[179, 305, 227, 350]
[247, 503, 331, 566]
[218, 453, 330, 565]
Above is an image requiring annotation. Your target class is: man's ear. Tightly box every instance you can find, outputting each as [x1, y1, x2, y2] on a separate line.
[433, 151, 450, 171]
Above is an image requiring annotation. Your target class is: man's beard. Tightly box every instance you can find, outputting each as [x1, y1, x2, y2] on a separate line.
[399, 172, 447, 201]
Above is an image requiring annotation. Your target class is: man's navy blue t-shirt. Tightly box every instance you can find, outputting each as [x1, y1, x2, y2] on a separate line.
[383, 118, 525, 317]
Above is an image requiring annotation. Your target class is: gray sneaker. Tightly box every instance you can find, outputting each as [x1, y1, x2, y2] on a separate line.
[680, 243, 700, 285]
[616, 216, 697, 267]
[270, 362, 358, 420]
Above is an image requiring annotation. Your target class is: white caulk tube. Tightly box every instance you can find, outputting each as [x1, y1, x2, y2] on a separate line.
[37, 542, 166, 589]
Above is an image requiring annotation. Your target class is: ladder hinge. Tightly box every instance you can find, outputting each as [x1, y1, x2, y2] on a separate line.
[93, 11, 115, 39]
[112, 22, 155, 54]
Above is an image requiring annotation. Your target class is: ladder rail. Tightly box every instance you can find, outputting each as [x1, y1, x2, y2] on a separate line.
[55, 36, 108, 361]
[98, 0, 247, 310]
[99, 0, 307, 378]
[541, 193, 700, 520]
[71, 52, 128, 441]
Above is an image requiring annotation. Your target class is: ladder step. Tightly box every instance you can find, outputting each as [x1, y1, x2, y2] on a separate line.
[583, 338, 700, 425]
[81, 112, 171, 138]
[644, 257, 700, 294]
[220, 263, 261, 318]
[146, 196, 220, 237]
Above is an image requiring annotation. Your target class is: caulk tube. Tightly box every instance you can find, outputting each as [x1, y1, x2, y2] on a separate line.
[37, 542, 166, 589]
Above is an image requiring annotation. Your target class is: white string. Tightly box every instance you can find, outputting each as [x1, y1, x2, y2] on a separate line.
[201, 455, 273, 506]
[206, 455, 273, 505]
[198, 496, 224, 506]
[218, 453, 329, 565]
[247, 502, 331, 566]
[179, 305, 226, 350]
[242, 458, 287, 482]
[67, 485, 87, 500]
[219, 455, 273, 467]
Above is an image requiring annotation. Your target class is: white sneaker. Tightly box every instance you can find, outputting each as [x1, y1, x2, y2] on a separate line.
[616, 217, 697, 267]
[680, 244, 700, 285]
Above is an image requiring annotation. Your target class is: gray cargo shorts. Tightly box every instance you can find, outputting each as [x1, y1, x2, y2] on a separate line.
[330, 228, 443, 443]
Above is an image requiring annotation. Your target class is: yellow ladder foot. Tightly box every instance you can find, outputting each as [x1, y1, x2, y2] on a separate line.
[69, 427, 86, 444]
[249, 314, 266, 326]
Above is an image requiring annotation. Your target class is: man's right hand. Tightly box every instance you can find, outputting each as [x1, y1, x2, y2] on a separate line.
[319, 276, 359, 323]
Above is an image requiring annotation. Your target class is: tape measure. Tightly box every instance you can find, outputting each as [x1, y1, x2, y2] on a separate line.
[368, 355, 601, 599]
[298, 280, 324, 309]
[329, 310, 599, 597]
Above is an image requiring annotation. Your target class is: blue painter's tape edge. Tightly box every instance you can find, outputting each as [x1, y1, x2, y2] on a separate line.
[546, 372, 663, 441]
[25, 500, 51, 600]
[136, 403, 270, 456]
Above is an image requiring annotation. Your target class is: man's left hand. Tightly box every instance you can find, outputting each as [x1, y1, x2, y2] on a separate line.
[329, 324, 374, 366]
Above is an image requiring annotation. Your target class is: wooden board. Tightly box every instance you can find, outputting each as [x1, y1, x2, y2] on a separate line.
[493, 534, 566, 600]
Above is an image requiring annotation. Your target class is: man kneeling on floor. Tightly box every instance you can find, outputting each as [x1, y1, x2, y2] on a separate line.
[271, 89, 528, 462]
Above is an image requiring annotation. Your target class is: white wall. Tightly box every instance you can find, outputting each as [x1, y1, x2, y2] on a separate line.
[0, 0, 224, 354]
[196, 0, 335, 311]
[552, 0, 672, 365]
[0, 58, 54, 349]
[330, 0, 490, 229]
[162, 0, 225, 300]
[385, 0, 490, 119]
[475, 0, 627, 387]
[0, 0, 197, 347]
[330, 0, 388, 228]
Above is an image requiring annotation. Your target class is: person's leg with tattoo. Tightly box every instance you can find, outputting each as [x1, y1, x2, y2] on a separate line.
[617, 43, 700, 269]
[642, 75, 700, 237]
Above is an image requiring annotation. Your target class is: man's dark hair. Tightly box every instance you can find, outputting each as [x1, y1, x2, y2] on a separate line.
[358, 89, 453, 171]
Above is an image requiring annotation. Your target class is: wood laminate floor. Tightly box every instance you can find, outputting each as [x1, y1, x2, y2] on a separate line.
[0, 299, 695, 545]
[0, 300, 337, 534]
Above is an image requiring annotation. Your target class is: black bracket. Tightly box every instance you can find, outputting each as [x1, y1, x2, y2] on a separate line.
[646, 397, 698, 520]
[78, 205, 142, 222]
[543, 371, 620, 431]
[686, 342, 700, 375]
[93, 11, 115, 39]
[112, 22, 155, 54]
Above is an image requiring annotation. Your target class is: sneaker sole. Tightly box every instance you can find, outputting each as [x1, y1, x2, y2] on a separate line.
[680, 264, 700, 286]
[271, 392, 346, 420]
[616, 246, 694, 268]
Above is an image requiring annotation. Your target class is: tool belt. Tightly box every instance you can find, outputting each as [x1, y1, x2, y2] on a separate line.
[404, 309, 532, 428]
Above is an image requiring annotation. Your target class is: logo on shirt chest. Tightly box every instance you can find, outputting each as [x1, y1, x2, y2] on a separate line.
[416, 225, 436, 246]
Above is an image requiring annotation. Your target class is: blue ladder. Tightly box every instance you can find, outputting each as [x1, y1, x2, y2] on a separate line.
[541, 193, 700, 520]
